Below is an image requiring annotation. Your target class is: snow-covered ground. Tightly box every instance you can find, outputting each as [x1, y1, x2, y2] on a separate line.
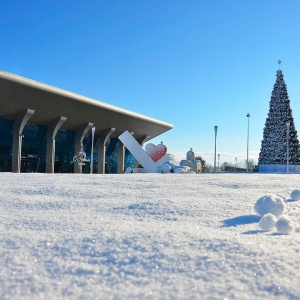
[0, 173, 299, 300]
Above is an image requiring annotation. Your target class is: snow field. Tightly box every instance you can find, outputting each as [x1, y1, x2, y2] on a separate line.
[0, 173, 299, 299]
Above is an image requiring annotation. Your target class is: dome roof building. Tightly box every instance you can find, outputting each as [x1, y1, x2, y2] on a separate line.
[180, 147, 201, 173]
[186, 148, 195, 161]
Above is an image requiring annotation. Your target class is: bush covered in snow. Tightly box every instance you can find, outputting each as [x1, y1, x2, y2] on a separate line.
[162, 164, 172, 173]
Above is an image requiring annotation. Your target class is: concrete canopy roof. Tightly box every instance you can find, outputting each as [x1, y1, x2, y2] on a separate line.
[0, 71, 173, 141]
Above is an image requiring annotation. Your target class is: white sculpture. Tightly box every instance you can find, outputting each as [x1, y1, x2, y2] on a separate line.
[118, 131, 171, 173]
[118, 131, 195, 174]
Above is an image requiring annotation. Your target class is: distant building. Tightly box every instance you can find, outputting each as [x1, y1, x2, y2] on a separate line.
[180, 148, 202, 173]
[0, 71, 173, 174]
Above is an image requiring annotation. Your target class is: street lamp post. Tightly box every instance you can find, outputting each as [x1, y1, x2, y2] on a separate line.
[286, 122, 290, 174]
[246, 113, 250, 172]
[214, 126, 218, 173]
[90, 126, 96, 174]
[235, 157, 237, 172]
[218, 154, 220, 172]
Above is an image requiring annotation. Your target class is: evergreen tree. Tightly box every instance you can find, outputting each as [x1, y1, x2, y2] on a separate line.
[258, 69, 300, 165]
[195, 156, 207, 172]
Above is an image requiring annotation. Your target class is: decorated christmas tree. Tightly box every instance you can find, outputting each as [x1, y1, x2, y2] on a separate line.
[258, 63, 300, 165]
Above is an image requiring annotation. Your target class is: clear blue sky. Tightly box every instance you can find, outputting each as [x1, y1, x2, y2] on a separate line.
[2, 0, 300, 165]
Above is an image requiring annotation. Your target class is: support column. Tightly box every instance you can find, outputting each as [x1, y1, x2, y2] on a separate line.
[46, 116, 67, 173]
[117, 141, 125, 174]
[134, 135, 149, 168]
[117, 131, 134, 173]
[74, 122, 94, 173]
[12, 109, 35, 173]
[97, 128, 115, 174]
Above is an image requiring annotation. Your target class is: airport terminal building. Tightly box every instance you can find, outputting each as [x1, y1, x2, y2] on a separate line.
[0, 71, 173, 173]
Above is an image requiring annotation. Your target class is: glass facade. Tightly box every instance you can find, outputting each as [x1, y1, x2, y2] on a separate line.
[0, 118, 134, 173]
[0, 118, 13, 172]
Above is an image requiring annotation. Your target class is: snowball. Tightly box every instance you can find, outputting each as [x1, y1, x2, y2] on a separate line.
[254, 194, 286, 217]
[275, 216, 294, 234]
[290, 189, 300, 201]
[161, 164, 171, 173]
[258, 213, 277, 231]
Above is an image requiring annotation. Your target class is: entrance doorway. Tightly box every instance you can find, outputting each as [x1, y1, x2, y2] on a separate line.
[21, 157, 40, 172]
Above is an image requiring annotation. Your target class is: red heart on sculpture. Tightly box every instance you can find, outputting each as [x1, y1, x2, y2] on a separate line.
[145, 143, 167, 162]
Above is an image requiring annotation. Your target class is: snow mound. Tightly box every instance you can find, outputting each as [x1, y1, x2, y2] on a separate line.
[258, 213, 277, 231]
[254, 194, 286, 217]
[290, 189, 300, 201]
[161, 164, 172, 173]
[275, 216, 294, 234]
[173, 167, 187, 174]
[156, 161, 190, 174]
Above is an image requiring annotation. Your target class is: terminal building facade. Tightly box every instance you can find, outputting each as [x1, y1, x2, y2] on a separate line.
[0, 71, 173, 173]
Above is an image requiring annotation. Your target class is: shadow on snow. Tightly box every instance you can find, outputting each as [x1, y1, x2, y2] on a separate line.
[222, 214, 260, 228]
[286, 198, 298, 203]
